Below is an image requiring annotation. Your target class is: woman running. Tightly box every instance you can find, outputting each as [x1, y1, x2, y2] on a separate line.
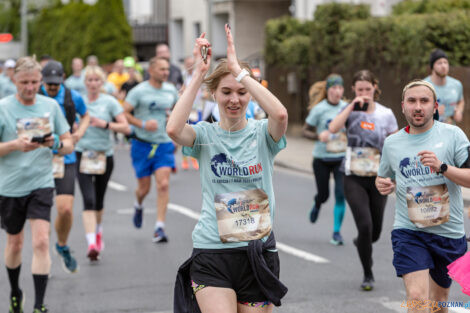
[329, 70, 398, 290]
[303, 74, 347, 245]
[76, 66, 131, 261]
[169, 25, 288, 313]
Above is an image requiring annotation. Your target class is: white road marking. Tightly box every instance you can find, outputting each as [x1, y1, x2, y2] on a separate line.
[373, 297, 470, 313]
[108, 180, 128, 191]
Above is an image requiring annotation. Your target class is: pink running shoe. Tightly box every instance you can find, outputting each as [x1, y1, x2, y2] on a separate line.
[96, 232, 104, 252]
[87, 244, 99, 261]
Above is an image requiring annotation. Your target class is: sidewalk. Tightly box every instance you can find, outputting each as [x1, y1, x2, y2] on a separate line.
[276, 133, 470, 202]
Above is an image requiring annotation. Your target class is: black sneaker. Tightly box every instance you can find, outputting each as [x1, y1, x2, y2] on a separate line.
[9, 290, 24, 313]
[153, 227, 168, 243]
[361, 276, 374, 291]
[32, 305, 48, 313]
[309, 203, 320, 223]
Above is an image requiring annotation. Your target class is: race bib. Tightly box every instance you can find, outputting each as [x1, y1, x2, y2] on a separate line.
[406, 184, 450, 228]
[326, 132, 347, 153]
[52, 155, 65, 179]
[80, 151, 106, 174]
[215, 188, 272, 243]
[16, 116, 52, 147]
[345, 147, 380, 176]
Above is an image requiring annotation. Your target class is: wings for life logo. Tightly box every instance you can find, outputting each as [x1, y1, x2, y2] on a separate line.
[399, 156, 437, 179]
[210, 153, 262, 178]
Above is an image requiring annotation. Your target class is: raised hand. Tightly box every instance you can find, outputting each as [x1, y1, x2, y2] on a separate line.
[193, 33, 211, 75]
[225, 24, 242, 76]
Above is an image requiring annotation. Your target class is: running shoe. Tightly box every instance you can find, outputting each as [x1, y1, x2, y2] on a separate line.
[153, 227, 168, 243]
[87, 244, 99, 261]
[133, 206, 143, 228]
[309, 203, 320, 223]
[330, 232, 344, 245]
[191, 158, 199, 170]
[361, 276, 374, 291]
[9, 290, 24, 313]
[32, 305, 48, 313]
[181, 158, 189, 170]
[96, 232, 104, 252]
[55, 243, 78, 273]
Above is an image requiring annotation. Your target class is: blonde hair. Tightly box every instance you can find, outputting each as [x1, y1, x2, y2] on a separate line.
[14, 56, 42, 75]
[402, 80, 437, 102]
[308, 81, 327, 110]
[204, 59, 254, 93]
[84, 65, 106, 83]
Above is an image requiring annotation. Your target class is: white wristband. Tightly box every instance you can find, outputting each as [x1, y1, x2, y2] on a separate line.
[235, 69, 249, 83]
[141, 120, 146, 129]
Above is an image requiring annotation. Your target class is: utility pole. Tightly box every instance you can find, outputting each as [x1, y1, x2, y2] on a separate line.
[21, 0, 28, 56]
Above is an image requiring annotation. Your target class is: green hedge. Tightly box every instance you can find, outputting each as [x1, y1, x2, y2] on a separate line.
[393, 0, 470, 15]
[29, 0, 133, 74]
[264, 3, 470, 79]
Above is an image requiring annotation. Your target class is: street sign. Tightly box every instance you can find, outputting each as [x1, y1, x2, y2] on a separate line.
[0, 33, 13, 43]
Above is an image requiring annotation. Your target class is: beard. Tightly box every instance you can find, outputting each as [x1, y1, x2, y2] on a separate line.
[407, 112, 433, 128]
[435, 70, 448, 78]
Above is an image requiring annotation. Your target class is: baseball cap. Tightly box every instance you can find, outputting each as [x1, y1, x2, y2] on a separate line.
[4, 59, 16, 69]
[42, 60, 64, 84]
[123, 56, 135, 68]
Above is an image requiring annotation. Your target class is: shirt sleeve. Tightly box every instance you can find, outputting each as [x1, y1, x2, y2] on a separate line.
[386, 110, 399, 135]
[453, 127, 470, 167]
[262, 119, 286, 157]
[125, 86, 139, 109]
[378, 138, 394, 179]
[71, 90, 87, 116]
[53, 102, 71, 136]
[457, 80, 464, 102]
[182, 122, 204, 158]
[110, 97, 124, 117]
[305, 106, 319, 127]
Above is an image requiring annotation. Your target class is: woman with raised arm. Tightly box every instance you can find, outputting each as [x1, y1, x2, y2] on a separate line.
[169, 25, 288, 313]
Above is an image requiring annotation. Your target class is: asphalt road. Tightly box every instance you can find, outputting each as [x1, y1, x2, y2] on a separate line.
[0, 146, 469, 312]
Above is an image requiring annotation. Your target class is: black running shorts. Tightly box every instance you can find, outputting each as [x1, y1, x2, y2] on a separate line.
[0, 188, 54, 234]
[54, 163, 76, 196]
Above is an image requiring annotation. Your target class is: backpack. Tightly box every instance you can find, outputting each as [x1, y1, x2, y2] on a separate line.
[39, 87, 76, 132]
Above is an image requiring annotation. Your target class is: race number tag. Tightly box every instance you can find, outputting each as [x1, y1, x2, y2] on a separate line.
[215, 188, 272, 243]
[79, 151, 106, 174]
[345, 147, 380, 176]
[326, 132, 347, 153]
[406, 184, 450, 228]
[52, 155, 65, 179]
[16, 116, 52, 147]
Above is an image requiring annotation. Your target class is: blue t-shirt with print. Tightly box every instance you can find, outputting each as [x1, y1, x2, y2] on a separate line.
[182, 119, 286, 249]
[76, 93, 123, 156]
[0, 94, 70, 197]
[378, 122, 469, 239]
[305, 99, 348, 159]
[125, 81, 178, 144]
[40, 85, 87, 164]
[424, 75, 463, 121]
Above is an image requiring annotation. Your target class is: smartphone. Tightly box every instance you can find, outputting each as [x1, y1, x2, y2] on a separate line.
[353, 101, 368, 111]
[31, 132, 52, 143]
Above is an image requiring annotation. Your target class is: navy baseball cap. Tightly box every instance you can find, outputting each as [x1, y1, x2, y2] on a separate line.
[42, 60, 64, 84]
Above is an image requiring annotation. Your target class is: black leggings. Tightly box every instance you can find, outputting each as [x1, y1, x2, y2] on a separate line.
[312, 158, 344, 207]
[76, 152, 114, 211]
[343, 175, 387, 278]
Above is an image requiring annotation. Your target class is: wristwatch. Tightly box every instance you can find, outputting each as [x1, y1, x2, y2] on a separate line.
[439, 162, 448, 174]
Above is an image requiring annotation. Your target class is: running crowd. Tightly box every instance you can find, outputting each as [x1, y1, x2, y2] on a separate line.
[0, 24, 469, 313]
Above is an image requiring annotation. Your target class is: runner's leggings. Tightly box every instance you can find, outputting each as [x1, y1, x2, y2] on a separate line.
[343, 174, 387, 278]
[76, 152, 114, 211]
[312, 158, 345, 232]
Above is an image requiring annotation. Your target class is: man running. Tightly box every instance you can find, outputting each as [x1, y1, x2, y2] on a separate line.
[40, 60, 90, 274]
[123, 56, 178, 243]
[0, 56, 73, 313]
[424, 49, 464, 124]
[377, 80, 469, 313]
[0, 59, 17, 99]
[155, 43, 183, 89]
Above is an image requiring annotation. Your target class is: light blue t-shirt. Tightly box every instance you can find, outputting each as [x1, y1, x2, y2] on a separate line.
[125, 81, 178, 144]
[378, 122, 469, 239]
[182, 119, 286, 249]
[305, 99, 348, 159]
[0, 94, 70, 197]
[0, 77, 17, 99]
[424, 76, 463, 121]
[40, 85, 87, 164]
[64, 74, 86, 96]
[76, 93, 123, 156]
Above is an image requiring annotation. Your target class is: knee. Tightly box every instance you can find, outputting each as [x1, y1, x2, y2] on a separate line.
[137, 184, 150, 196]
[7, 237, 23, 255]
[157, 180, 169, 194]
[357, 223, 372, 238]
[32, 233, 49, 254]
[317, 191, 329, 204]
[407, 287, 427, 302]
[57, 205, 73, 219]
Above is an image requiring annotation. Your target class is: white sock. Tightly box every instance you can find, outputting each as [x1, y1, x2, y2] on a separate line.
[96, 224, 103, 234]
[86, 233, 96, 246]
[134, 201, 143, 210]
[155, 221, 165, 229]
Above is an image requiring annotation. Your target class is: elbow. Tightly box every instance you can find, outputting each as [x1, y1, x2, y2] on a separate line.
[166, 125, 179, 142]
[328, 124, 338, 134]
[275, 107, 288, 124]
